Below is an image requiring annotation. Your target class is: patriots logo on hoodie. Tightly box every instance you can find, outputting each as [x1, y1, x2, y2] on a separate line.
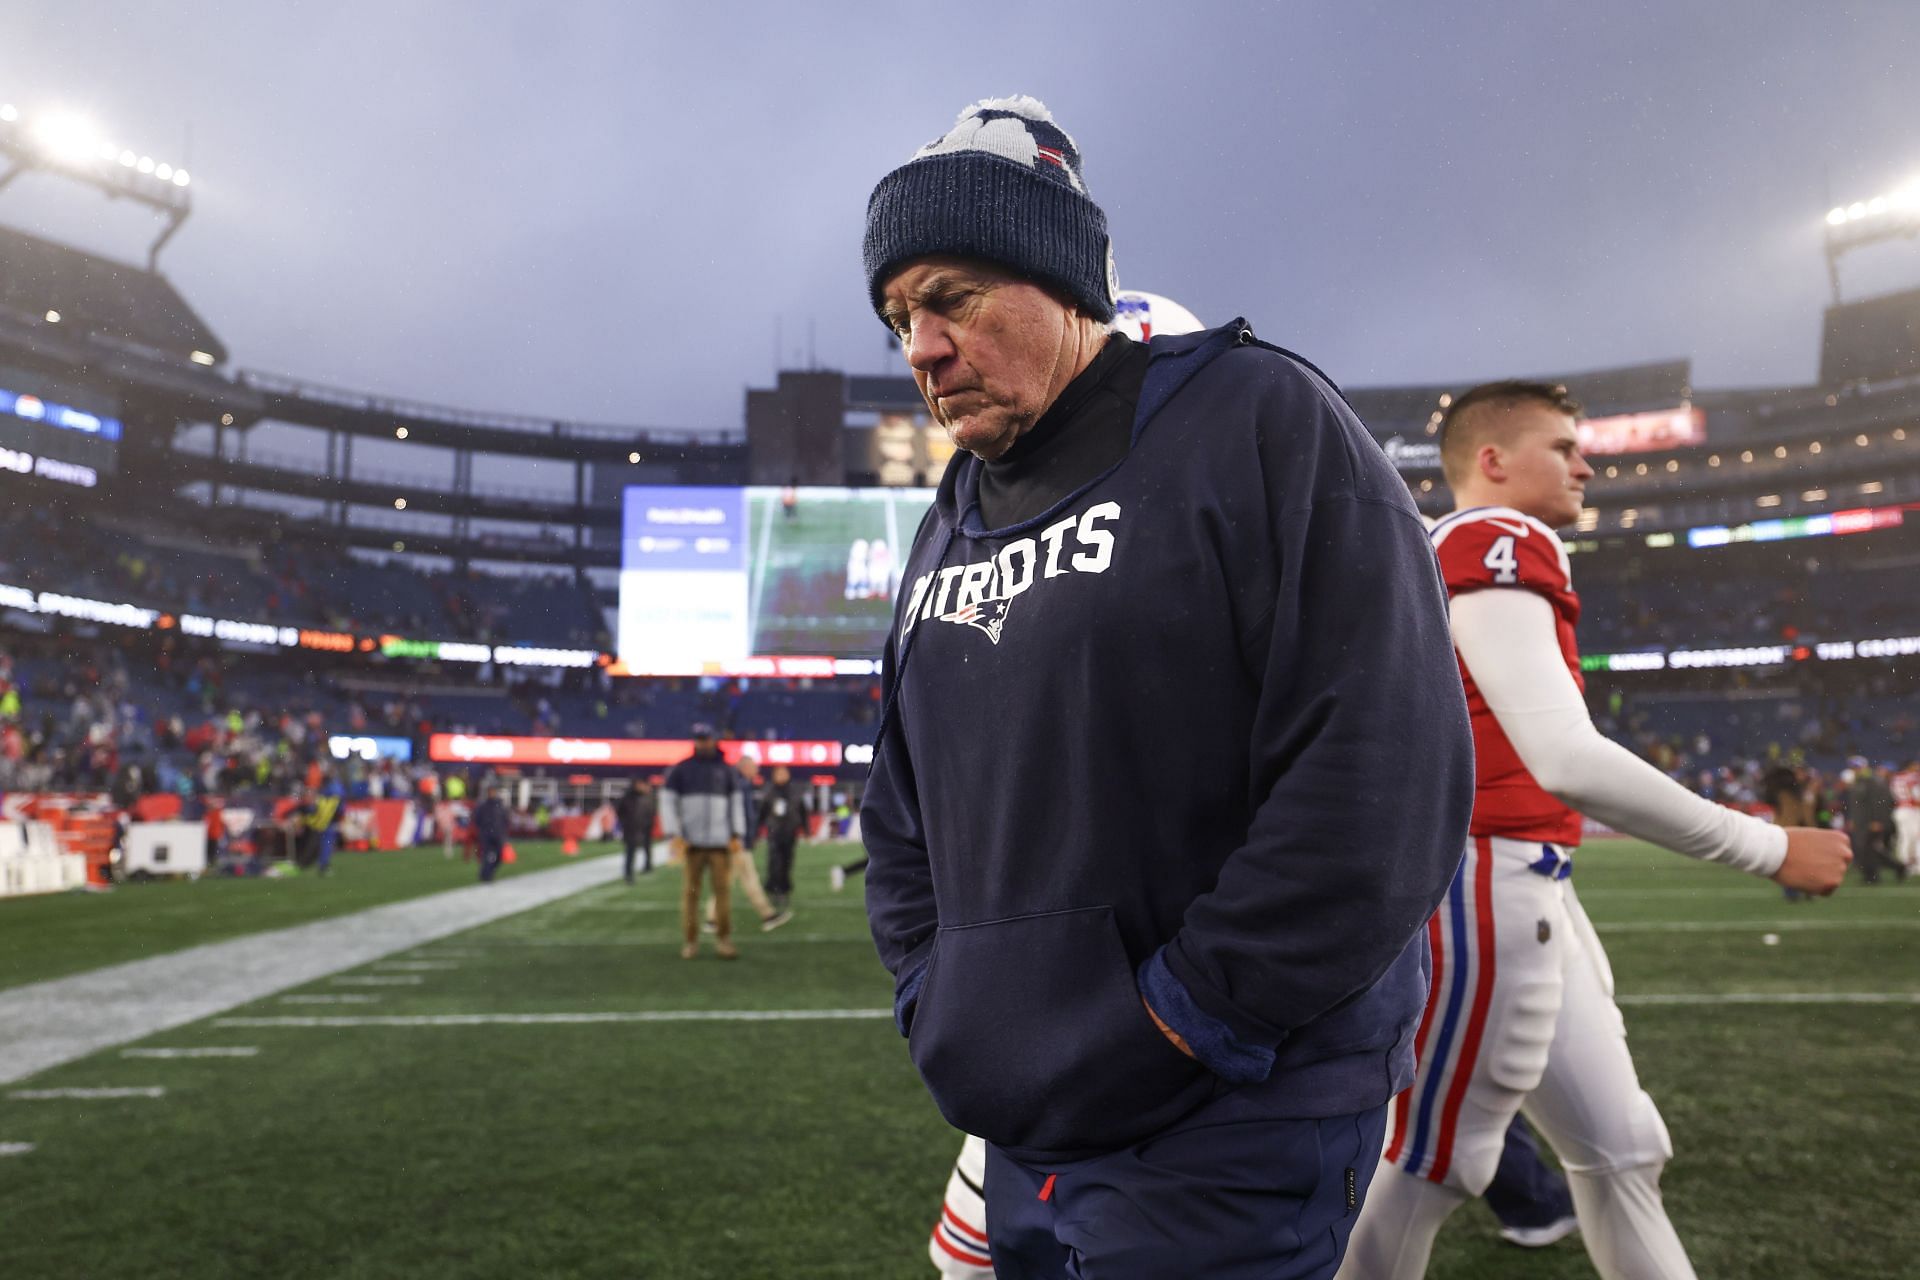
[939, 595, 1013, 645]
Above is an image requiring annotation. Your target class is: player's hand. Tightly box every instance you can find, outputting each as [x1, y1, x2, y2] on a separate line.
[728, 838, 744, 855]
[1772, 827, 1851, 895]
[670, 837, 688, 862]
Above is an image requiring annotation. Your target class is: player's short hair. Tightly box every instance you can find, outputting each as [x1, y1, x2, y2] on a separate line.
[1438, 379, 1583, 489]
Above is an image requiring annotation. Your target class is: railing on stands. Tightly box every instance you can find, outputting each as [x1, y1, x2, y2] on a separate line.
[237, 370, 743, 446]
[173, 443, 593, 507]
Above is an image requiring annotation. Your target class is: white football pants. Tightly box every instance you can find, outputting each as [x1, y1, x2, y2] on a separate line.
[929, 1133, 993, 1277]
[1894, 808, 1920, 874]
[1337, 835, 1694, 1280]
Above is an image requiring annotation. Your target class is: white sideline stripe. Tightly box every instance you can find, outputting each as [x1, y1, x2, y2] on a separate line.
[121, 1047, 259, 1059]
[280, 995, 382, 1005]
[215, 1009, 894, 1028]
[373, 962, 461, 971]
[329, 976, 425, 986]
[1619, 992, 1920, 1006]
[0, 854, 625, 1085]
[0, 1141, 33, 1156]
[9, 1087, 166, 1100]
[1598, 919, 1920, 933]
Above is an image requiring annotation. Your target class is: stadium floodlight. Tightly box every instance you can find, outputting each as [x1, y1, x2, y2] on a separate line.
[44, 310, 60, 323]
[1824, 175, 1920, 301]
[29, 112, 100, 165]
[0, 97, 195, 269]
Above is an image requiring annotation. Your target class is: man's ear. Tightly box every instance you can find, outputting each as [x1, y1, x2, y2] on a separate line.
[1476, 442, 1506, 484]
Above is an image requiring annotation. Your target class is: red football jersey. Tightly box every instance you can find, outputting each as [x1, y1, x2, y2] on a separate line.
[1894, 769, 1920, 809]
[1430, 507, 1585, 845]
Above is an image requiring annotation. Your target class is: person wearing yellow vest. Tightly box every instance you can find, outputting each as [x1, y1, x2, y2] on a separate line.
[301, 771, 345, 876]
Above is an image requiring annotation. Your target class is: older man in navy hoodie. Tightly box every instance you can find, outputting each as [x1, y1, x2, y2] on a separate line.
[860, 96, 1474, 1280]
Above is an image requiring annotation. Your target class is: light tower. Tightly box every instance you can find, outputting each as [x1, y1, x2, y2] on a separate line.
[1823, 176, 1920, 304]
[0, 101, 194, 270]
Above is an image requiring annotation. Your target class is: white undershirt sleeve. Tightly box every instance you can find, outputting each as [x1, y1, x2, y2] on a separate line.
[1450, 588, 1787, 878]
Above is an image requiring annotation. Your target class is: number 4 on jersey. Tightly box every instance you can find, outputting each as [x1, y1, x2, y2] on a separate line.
[1482, 535, 1519, 585]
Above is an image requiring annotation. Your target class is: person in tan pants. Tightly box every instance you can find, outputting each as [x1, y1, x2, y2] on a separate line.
[702, 757, 794, 934]
[661, 724, 746, 960]
[677, 838, 737, 960]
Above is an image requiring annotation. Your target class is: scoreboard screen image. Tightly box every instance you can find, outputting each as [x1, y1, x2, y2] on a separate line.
[617, 485, 934, 672]
[0, 381, 122, 488]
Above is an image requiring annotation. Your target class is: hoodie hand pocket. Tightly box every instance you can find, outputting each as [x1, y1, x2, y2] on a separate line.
[908, 905, 1210, 1154]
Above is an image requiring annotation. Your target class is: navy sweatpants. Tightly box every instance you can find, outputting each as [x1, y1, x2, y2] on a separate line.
[985, 1102, 1388, 1279]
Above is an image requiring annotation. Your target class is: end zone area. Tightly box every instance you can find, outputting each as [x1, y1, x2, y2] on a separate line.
[1, 839, 1915, 1278]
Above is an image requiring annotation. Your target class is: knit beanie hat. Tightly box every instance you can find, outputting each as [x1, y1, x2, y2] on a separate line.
[864, 95, 1116, 325]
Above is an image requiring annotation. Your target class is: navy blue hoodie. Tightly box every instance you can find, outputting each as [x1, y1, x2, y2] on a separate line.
[861, 321, 1473, 1163]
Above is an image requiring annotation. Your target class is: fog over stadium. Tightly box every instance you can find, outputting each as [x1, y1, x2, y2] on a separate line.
[8, 0, 1920, 461]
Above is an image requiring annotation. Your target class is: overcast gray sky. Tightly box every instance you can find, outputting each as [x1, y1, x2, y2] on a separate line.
[8, 1, 1920, 436]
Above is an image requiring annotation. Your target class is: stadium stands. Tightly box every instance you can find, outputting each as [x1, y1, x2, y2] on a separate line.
[6, 216, 1920, 811]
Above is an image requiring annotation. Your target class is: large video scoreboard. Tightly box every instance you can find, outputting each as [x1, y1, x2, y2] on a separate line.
[617, 485, 935, 674]
[0, 376, 122, 488]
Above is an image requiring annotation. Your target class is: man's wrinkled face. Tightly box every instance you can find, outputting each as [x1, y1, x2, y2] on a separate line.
[879, 256, 1081, 462]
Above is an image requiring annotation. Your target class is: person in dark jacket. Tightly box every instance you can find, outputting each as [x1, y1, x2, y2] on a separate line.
[616, 778, 657, 883]
[758, 764, 810, 909]
[473, 785, 509, 884]
[661, 724, 745, 959]
[860, 95, 1472, 1279]
[1850, 761, 1898, 884]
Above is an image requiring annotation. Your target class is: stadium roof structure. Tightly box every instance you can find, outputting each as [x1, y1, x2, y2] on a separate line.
[0, 224, 225, 366]
[1344, 359, 1694, 438]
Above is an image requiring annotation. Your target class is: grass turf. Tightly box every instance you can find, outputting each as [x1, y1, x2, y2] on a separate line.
[1, 838, 1916, 1278]
[0, 841, 581, 992]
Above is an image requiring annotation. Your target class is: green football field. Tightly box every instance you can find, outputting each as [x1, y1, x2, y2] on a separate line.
[1, 838, 1915, 1279]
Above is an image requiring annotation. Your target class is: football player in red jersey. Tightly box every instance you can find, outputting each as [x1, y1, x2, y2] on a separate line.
[1338, 381, 1851, 1280]
[1891, 760, 1920, 878]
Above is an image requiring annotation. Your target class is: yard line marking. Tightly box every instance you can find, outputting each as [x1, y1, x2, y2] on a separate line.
[746, 488, 777, 641]
[9, 1087, 167, 1100]
[280, 994, 382, 1005]
[373, 962, 462, 971]
[215, 1009, 894, 1028]
[0, 1141, 33, 1156]
[1596, 919, 1920, 933]
[329, 976, 425, 986]
[122, 1047, 260, 1059]
[481, 934, 859, 947]
[1618, 992, 1920, 1006]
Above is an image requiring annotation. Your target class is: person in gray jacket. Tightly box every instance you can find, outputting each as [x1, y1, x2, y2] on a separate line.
[660, 724, 746, 959]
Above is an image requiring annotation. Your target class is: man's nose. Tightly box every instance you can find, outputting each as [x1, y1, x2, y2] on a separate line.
[904, 314, 953, 370]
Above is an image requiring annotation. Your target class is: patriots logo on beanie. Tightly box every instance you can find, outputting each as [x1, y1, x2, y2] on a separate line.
[911, 96, 1090, 196]
[864, 94, 1116, 325]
